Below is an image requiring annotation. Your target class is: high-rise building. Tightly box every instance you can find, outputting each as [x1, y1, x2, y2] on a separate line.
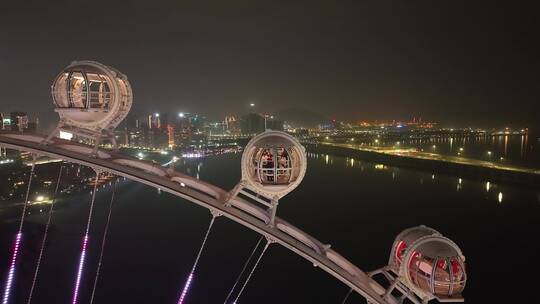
[8, 111, 37, 132]
[167, 124, 175, 148]
[240, 113, 265, 135]
[208, 122, 226, 135]
[240, 113, 283, 134]
[10, 111, 28, 131]
[225, 116, 240, 134]
[0, 113, 7, 130]
[173, 113, 207, 145]
[265, 115, 284, 131]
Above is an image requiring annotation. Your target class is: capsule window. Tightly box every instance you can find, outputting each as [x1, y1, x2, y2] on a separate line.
[86, 73, 111, 109]
[68, 71, 87, 108]
[394, 240, 407, 266]
[254, 147, 292, 185]
[53, 69, 114, 110]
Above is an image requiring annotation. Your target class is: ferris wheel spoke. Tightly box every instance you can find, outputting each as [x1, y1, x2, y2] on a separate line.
[340, 288, 353, 304]
[223, 236, 265, 304]
[177, 214, 218, 304]
[26, 165, 64, 304]
[2, 156, 36, 304]
[230, 240, 271, 304]
[71, 170, 101, 304]
[89, 177, 119, 304]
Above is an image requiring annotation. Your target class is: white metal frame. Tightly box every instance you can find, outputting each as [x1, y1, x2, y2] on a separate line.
[0, 131, 393, 304]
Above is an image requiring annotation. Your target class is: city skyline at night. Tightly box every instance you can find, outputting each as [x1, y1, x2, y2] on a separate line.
[1, 2, 539, 304]
[1, 1, 538, 131]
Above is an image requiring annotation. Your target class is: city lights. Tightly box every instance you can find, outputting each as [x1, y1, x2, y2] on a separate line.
[59, 131, 74, 140]
[72, 234, 89, 304]
[0, 159, 14, 165]
[374, 164, 387, 170]
[177, 272, 194, 304]
[182, 153, 203, 158]
[2, 232, 22, 304]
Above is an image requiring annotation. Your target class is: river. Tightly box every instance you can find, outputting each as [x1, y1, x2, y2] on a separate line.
[1, 152, 539, 303]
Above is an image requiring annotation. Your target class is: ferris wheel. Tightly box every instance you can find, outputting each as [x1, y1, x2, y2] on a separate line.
[0, 61, 466, 304]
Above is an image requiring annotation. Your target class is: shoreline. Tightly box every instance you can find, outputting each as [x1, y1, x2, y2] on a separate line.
[307, 143, 540, 188]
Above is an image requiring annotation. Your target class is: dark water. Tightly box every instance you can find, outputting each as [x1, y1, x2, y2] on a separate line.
[1, 153, 540, 303]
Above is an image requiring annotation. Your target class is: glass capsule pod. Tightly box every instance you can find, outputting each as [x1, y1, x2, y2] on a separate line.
[241, 131, 307, 198]
[51, 60, 132, 131]
[391, 226, 467, 299]
[389, 225, 441, 268]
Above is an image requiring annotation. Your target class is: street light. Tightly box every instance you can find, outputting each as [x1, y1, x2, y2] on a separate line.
[487, 151, 492, 156]
[249, 103, 255, 107]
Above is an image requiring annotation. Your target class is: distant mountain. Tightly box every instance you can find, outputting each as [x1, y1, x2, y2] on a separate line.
[275, 107, 328, 128]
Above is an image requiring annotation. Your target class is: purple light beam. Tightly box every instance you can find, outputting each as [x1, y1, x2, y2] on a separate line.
[2, 233, 22, 304]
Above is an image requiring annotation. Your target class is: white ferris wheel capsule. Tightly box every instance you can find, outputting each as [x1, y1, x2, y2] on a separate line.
[370, 226, 467, 303]
[48, 60, 132, 149]
[240, 130, 307, 200]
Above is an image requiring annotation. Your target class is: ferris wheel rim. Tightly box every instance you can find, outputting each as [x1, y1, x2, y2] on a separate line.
[0, 131, 392, 304]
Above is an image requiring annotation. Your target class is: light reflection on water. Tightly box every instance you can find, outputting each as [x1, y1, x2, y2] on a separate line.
[301, 152, 518, 205]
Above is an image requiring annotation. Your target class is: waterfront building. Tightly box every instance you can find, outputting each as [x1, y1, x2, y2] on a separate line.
[10, 111, 28, 131]
[0, 113, 8, 130]
[265, 115, 284, 131]
[241, 113, 265, 134]
[225, 115, 240, 134]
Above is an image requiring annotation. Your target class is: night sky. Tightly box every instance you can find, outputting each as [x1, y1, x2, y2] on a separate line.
[1, 1, 538, 130]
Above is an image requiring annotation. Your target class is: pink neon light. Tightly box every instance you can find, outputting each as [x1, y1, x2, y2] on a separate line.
[177, 272, 194, 304]
[72, 234, 89, 304]
[2, 233, 22, 304]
